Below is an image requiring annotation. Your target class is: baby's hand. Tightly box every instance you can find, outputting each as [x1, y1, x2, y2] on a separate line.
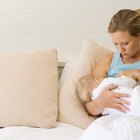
[88, 77, 104, 92]
[94, 77, 104, 84]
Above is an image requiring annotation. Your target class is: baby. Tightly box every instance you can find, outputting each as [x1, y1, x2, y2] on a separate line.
[76, 75, 140, 117]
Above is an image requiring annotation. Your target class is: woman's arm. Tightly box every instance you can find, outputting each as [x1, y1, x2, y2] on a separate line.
[76, 53, 114, 105]
[85, 53, 131, 116]
[86, 84, 131, 116]
[85, 53, 114, 115]
[116, 69, 140, 82]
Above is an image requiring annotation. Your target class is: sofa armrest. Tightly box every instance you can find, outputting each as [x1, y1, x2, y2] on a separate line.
[58, 62, 65, 79]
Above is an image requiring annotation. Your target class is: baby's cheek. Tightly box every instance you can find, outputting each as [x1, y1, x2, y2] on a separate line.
[89, 80, 99, 90]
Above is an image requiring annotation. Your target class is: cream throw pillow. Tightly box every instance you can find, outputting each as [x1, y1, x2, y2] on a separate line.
[0, 49, 58, 128]
[58, 39, 112, 129]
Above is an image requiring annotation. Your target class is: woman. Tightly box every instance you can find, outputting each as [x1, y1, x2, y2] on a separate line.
[80, 9, 140, 116]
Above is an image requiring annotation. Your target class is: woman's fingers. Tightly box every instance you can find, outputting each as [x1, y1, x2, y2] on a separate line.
[115, 103, 130, 112]
[107, 99, 130, 112]
[102, 84, 131, 112]
[106, 84, 118, 90]
[115, 97, 131, 106]
[114, 92, 131, 98]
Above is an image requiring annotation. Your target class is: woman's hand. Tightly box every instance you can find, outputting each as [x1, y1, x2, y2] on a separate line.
[95, 84, 131, 113]
[116, 69, 140, 82]
[86, 84, 131, 116]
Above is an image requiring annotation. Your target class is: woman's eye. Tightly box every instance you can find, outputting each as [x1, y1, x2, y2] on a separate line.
[123, 43, 128, 45]
[114, 43, 118, 46]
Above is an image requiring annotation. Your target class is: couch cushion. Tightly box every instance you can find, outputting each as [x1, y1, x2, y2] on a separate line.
[0, 49, 58, 128]
[58, 39, 112, 129]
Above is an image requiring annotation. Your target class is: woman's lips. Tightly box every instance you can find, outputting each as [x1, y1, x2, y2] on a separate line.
[122, 53, 128, 56]
[122, 53, 129, 58]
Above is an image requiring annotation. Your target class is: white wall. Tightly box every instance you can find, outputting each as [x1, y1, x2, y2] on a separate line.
[0, 0, 139, 61]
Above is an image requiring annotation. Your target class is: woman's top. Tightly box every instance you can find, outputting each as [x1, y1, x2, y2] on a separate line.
[107, 51, 140, 77]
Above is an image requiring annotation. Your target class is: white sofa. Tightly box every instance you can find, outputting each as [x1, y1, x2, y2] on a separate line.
[0, 38, 111, 140]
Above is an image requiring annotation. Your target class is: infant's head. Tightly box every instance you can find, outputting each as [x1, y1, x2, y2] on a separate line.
[76, 74, 95, 104]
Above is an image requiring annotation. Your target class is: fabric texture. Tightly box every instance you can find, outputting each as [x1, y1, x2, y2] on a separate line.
[80, 115, 140, 140]
[0, 49, 58, 128]
[0, 122, 83, 140]
[58, 38, 111, 129]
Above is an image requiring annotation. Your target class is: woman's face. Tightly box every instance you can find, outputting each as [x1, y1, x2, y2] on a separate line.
[110, 31, 140, 60]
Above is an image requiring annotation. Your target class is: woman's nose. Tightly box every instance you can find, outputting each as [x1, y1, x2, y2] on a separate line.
[118, 45, 125, 53]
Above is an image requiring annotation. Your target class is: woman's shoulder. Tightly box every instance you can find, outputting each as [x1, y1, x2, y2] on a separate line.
[93, 52, 114, 73]
[103, 52, 114, 64]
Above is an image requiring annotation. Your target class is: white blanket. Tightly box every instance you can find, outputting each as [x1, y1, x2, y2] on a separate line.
[80, 115, 140, 140]
[80, 76, 140, 140]
[92, 76, 140, 116]
[0, 122, 83, 140]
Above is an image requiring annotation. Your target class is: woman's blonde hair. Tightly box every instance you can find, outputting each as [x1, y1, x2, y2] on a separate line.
[108, 9, 140, 37]
[135, 9, 140, 14]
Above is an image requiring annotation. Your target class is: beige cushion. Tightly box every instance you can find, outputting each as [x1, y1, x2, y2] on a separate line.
[58, 58, 75, 91]
[0, 49, 58, 128]
[58, 39, 112, 129]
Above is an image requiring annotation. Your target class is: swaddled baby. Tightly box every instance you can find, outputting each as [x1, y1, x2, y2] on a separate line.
[92, 76, 140, 116]
[76, 75, 140, 117]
